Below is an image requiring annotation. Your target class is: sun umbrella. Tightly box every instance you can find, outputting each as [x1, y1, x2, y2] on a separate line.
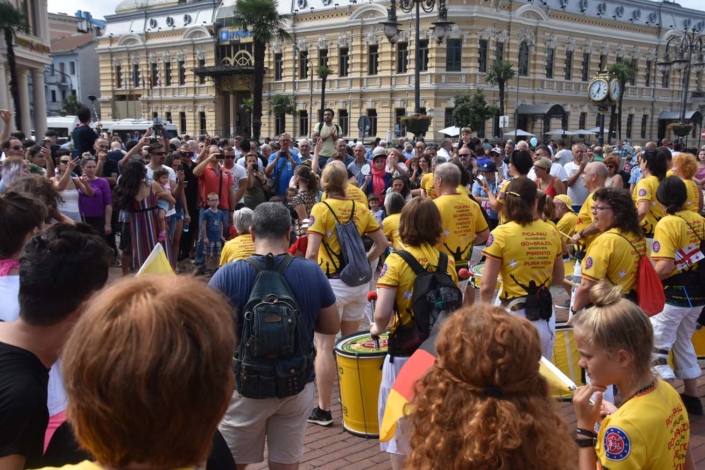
[503, 129, 535, 137]
[438, 126, 460, 136]
[546, 129, 577, 135]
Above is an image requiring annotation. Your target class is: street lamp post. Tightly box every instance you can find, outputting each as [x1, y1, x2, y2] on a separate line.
[381, 0, 453, 114]
[657, 27, 705, 129]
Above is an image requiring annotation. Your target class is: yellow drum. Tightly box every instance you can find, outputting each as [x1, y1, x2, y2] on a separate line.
[551, 323, 585, 400]
[335, 331, 389, 437]
[563, 257, 574, 278]
[470, 263, 501, 290]
[692, 326, 705, 361]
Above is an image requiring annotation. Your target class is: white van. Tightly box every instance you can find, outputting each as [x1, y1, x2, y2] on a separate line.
[46, 116, 81, 141]
[107, 119, 178, 141]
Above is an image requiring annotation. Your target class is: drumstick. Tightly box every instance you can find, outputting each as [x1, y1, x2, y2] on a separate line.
[564, 278, 580, 288]
[558, 230, 574, 240]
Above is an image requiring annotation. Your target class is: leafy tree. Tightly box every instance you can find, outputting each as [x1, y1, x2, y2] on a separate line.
[229, 0, 291, 140]
[0, 2, 27, 131]
[269, 94, 295, 132]
[241, 98, 254, 136]
[452, 89, 498, 132]
[608, 61, 637, 141]
[316, 65, 333, 123]
[62, 94, 84, 117]
[485, 60, 515, 120]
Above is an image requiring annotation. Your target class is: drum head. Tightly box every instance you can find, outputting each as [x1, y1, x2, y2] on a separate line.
[336, 331, 389, 356]
[361, 164, 371, 176]
[471, 263, 485, 278]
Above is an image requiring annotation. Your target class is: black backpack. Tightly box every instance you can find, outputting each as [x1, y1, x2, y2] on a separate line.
[233, 254, 315, 399]
[388, 251, 463, 358]
[321, 201, 372, 287]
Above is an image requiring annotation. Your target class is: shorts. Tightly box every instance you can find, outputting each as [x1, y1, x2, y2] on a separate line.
[329, 278, 368, 322]
[378, 355, 411, 454]
[175, 208, 185, 222]
[119, 222, 132, 252]
[205, 240, 222, 257]
[508, 307, 556, 360]
[219, 383, 314, 465]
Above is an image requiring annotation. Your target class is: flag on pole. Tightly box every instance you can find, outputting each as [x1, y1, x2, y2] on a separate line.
[136, 244, 174, 276]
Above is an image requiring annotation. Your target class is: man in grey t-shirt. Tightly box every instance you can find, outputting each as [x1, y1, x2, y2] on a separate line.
[312, 108, 341, 170]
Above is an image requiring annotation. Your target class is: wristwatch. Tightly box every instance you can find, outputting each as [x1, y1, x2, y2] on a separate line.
[575, 437, 596, 448]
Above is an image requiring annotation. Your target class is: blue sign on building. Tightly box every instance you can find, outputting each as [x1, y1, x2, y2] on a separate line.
[219, 29, 254, 42]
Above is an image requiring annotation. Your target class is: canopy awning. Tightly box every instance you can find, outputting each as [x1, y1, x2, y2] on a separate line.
[658, 110, 702, 123]
[192, 65, 255, 77]
[517, 104, 566, 117]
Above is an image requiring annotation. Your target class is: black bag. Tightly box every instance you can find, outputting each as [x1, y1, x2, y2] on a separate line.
[389, 251, 463, 357]
[510, 274, 553, 322]
[233, 254, 315, 399]
[321, 201, 372, 286]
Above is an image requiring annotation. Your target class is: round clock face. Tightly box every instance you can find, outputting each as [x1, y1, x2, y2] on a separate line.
[589, 79, 608, 102]
[610, 80, 622, 101]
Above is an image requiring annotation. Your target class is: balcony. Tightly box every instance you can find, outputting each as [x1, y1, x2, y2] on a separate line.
[45, 74, 69, 87]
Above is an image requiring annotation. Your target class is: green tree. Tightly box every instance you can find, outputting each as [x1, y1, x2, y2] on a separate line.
[62, 94, 84, 116]
[0, 2, 27, 131]
[608, 61, 637, 141]
[316, 65, 333, 123]
[485, 60, 515, 120]
[229, 0, 291, 140]
[241, 97, 254, 136]
[269, 94, 296, 132]
[452, 89, 498, 132]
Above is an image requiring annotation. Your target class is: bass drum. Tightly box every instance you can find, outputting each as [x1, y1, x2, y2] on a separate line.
[551, 323, 585, 401]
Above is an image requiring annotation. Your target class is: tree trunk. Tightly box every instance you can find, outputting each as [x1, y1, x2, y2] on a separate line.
[498, 80, 505, 118]
[320, 77, 327, 123]
[5, 28, 21, 132]
[252, 40, 266, 141]
[617, 92, 624, 140]
[608, 104, 616, 145]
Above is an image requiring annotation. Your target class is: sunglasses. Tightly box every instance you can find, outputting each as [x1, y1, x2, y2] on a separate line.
[152, 151, 167, 156]
[606, 164, 616, 168]
[458, 153, 471, 157]
[224, 155, 235, 159]
[11, 145, 23, 151]
[180, 151, 195, 157]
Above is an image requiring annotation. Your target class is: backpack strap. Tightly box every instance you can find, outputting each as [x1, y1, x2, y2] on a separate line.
[276, 254, 296, 275]
[245, 253, 293, 273]
[676, 215, 705, 243]
[396, 250, 426, 275]
[244, 256, 264, 273]
[609, 232, 643, 259]
[321, 201, 342, 224]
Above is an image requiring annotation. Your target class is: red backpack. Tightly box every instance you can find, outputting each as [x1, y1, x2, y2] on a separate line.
[613, 233, 664, 316]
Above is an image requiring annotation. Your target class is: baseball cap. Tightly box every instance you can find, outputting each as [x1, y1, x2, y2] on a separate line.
[372, 146, 387, 159]
[534, 157, 552, 170]
[480, 161, 497, 172]
[490, 147, 502, 156]
[554, 194, 574, 212]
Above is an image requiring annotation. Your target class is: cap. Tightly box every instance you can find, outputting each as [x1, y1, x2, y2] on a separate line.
[490, 147, 502, 156]
[379, 140, 388, 147]
[480, 161, 497, 172]
[554, 194, 574, 212]
[534, 157, 552, 170]
[372, 146, 387, 159]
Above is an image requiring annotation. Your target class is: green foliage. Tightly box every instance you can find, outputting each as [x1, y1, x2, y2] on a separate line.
[62, 94, 84, 117]
[241, 98, 254, 114]
[608, 61, 637, 140]
[316, 65, 333, 80]
[230, 0, 291, 45]
[485, 60, 515, 117]
[0, 2, 27, 32]
[269, 94, 296, 116]
[452, 89, 498, 131]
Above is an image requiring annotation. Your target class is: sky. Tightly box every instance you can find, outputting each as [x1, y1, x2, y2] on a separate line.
[48, 0, 705, 21]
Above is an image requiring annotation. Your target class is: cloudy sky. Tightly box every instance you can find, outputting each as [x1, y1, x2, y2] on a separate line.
[48, 0, 704, 21]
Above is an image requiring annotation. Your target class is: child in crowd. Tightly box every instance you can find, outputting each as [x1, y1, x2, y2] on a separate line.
[152, 168, 175, 242]
[369, 194, 385, 225]
[286, 187, 297, 204]
[201, 192, 226, 276]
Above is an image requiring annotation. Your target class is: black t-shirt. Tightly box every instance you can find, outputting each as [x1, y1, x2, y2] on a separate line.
[101, 159, 119, 179]
[0, 341, 50, 467]
[181, 161, 199, 209]
[71, 125, 97, 157]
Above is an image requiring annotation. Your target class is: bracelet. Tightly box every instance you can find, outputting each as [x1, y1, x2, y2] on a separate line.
[576, 428, 596, 438]
[575, 437, 596, 448]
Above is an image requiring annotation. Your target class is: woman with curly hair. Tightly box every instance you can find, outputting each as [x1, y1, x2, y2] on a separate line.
[671, 152, 702, 214]
[7, 174, 72, 224]
[405, 304, 576, 470]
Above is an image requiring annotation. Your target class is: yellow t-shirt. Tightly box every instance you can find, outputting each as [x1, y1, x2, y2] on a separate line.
[321, 183, 368, 206]
[595, 380, 689, 470]
[420, 172, 436, 199]
[575, 191, 597, 252]
[652, 210, 705, 279]
[633, 175, 665, 236]
[556, 211, 578, 238]
[308, 198, 380, 276]
[434, 193, 489, 268]
[377, 243, 458, 332]
[482, 219, 562, 300]
[220, 233, 255, 266]
[684, 178, 700, 213]
[496, 179, 511, 225]
[667, 169, 674, 178]
[581, 229, 647, 294]
[39, 461, 192, 470]
[382, 212, 403, 252]
[457, 184, 469, 196]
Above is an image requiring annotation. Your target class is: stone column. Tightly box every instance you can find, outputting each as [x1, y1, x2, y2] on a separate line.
[31, 68, 47, 139]
[229, 92, 236, 136]
[0, 63, 8, 112]
[17, 69, 31, 136]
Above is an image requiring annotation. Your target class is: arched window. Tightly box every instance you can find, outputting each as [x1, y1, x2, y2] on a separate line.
[519, 41, 530, 77]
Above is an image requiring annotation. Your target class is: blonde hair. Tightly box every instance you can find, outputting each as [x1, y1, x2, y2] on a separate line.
[320, 160, 348, 196]
[672, 153, 699, 179]
[573, 281, 653, 378]
[62, 276, 236, 468]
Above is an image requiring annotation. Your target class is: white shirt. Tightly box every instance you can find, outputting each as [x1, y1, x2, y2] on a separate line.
[225, 163, 248, 204]
[554, 149, 573, 166]
[527, 162, 568, 182]
[564, 161, 590, 206]
[237, 156, 263, 171]
[437, 147, 451, 159]
[146, 165, 177, 217]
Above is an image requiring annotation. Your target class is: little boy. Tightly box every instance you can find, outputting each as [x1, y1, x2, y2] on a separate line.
[368, 194, 385, 225]
[201, 192, 226, 276]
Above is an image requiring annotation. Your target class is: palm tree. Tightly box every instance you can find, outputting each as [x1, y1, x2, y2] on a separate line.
[608, 61, 637, 141]
[316, 65, 333, 123]
[0, 3, 27, 132]
[485, 60, 515, 121]
[241, 98, 254, 137]
[230, 0, 291, 140]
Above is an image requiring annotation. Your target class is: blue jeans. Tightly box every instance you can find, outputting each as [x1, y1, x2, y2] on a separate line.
[195, 207, 231, 268]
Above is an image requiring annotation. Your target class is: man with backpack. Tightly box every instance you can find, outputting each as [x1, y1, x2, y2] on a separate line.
[312, 108, 342, 170]
[209, 203, 339, 468]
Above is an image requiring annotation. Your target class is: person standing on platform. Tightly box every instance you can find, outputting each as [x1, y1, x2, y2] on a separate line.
[312, 109, 342, 170]
[564, 143, 589, 213]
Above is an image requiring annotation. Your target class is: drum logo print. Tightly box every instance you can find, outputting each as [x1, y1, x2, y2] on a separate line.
[638, 188, 647, 197]
[309, 215, 315, 226]
[585, 257, 594, 270]
[486, 234, 494, 248]
[380, 263, 388, 278]
[652, 241, 660, 253]
[603, 427, 630, 460]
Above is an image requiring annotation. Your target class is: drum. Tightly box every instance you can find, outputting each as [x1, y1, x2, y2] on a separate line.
[551, 323, 585, 400]
[470, 263, 500, 290]
[563, 257, 574, 278]
[335, 331, 389, 438]
[692, 325, 705, 367]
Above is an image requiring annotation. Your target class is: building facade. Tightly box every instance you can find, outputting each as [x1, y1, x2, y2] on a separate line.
[46, 34, 99, 116]
[0, 0, 51, 137]
[258, 0, 705, 145]
[98, 0, 219, 137]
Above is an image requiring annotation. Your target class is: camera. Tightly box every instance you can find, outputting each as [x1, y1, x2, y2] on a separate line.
[152, 117, 164, 137]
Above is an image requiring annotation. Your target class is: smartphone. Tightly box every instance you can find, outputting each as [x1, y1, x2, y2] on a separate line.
[178, 164, 185, 171]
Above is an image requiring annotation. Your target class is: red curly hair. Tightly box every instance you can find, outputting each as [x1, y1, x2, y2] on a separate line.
[405, 305, 576, 470]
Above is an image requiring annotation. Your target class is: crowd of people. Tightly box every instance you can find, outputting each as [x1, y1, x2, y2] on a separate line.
[0, 106, 703, 470]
